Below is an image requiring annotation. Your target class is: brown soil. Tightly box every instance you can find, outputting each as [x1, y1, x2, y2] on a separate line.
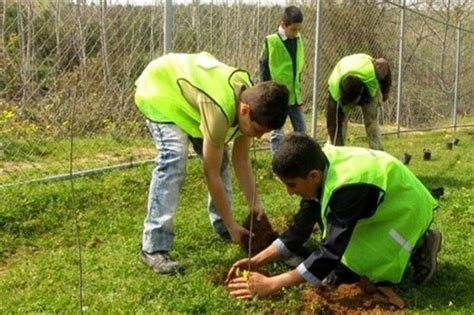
[241, 213, 278, 256]
[301, 278, 406, 315]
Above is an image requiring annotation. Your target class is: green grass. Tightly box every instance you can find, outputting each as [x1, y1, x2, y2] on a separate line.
[0, 135, 153, 185]
[0, 129, 473, 313]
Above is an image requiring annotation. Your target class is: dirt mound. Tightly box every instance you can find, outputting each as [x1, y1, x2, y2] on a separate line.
[241, 213, 278, 255]
[301, 278, 406, 315]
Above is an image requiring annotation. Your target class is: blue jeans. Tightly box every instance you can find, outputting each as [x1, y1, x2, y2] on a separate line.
[270, 105, 307, 154]
[141, 121, 232, 253]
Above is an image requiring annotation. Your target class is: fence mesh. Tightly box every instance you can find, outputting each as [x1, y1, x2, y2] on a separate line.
[1, 0, 473, 186]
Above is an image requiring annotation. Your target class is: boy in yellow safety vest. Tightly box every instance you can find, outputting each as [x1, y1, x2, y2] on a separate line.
[327, 53, 391, 151]
[260, 6, 306, 154]
[135, 52, 289, 275]
[227, 133, 442, 299]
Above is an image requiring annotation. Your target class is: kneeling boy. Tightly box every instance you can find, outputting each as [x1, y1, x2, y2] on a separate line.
[227, 133, 441, 299]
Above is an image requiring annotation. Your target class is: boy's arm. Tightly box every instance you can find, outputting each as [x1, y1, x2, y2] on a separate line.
[229, 197, 321, 283]
[295, 185, 381, 285]
[326, 93, 345, 146]
[196, 89, 251, 244]
[202, 139, 249, 243]
[259, 38, 272, 82]
[232, 135, 264, 218]
[276, 199, 321, 254]
[227, 243, 282, 283]
[374, 58, 392, 101]
[230, 185, 380, 299]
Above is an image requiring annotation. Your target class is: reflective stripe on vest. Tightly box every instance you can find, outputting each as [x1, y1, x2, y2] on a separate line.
[320, 144, 437, 283]
[389, 228, 414, 253]
[266, 33, 304, 105]
[135, 52, 253, 138]
[328, 54, 379, 104]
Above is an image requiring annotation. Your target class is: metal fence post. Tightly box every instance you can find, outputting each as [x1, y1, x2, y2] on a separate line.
[311, 0, 322, 139]
[150, 0, 156, 58]
[453, 20, 462, 132]
[164, 0, 173, 54]
[396, 0, 406, 138]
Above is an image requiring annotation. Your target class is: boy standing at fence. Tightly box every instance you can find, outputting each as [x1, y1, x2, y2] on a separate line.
[260, 6, 306, 154]
[326, 53, 391, 151]
[227, 133, 441, 299]
[134, 52, 289, 275]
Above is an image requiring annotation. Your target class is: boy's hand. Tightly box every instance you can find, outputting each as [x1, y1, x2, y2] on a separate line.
[250, 204, 265, 221]
[225, 258, 259, 284]
[228, 223, 250, 245]
[227, 272, 277, 300]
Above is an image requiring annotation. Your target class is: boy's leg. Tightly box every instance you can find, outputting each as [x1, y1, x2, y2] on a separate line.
[289, 105, 307, 133]
[141, 122, 188, 274]
[339, 112, 349, 146]
[361, 95, 384, 150]
[270, 102, 308, 153]
[410, 229, 442, 285]
[327, 110, 352, 146]
[270, 128, 284, 154]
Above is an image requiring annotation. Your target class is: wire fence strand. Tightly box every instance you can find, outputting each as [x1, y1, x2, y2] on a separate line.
[0, 0, 473, 187]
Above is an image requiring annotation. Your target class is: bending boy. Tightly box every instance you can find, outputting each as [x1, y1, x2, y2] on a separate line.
[227, 133, 441, 299]
[327, 53, 391, 150]
[135, 52, 289, 275]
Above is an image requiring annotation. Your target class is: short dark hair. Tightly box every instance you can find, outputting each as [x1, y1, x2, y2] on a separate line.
[240, 81, 289, 130]
[272, 133, 327, 179]
[340, 76, 366, 104]
[282, 6, 303, 25]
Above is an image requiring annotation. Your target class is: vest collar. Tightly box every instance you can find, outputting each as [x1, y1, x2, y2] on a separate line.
[278, 25, 288, 40]
[278, 25, 301, 41]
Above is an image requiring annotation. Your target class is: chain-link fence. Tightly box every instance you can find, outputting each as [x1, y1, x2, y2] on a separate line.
[1, 0, 473, 186]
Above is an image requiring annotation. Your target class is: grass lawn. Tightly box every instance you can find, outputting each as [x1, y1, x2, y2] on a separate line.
[0, 129, 473, 313]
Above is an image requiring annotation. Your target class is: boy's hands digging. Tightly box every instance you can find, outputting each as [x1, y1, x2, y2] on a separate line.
[227, 222, 251, 245]
[225, 258, 259, 284]
[227, 272, 277, 300]
[250, 203, 265, 221]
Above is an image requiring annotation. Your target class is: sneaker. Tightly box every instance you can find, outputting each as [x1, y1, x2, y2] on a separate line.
[322, 264, 360, 285]
[140, 250, 184, 275]
[429, 187, 444, 200]
[410, 229, 442, 285]
[218, 231, 231, 241]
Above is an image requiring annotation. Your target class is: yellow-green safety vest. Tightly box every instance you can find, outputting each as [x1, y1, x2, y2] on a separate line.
[266, 33, 304, 106]
[320, 144, 437, 283]
[135, 52, 253, 139]
[328, 54, 379, 106]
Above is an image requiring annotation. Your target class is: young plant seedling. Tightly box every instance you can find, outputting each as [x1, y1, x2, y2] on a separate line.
[235, 267, 251, 283]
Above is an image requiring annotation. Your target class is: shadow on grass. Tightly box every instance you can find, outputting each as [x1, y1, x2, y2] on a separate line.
[418, 175, 471, 191]
[400, 261, 474, 310]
